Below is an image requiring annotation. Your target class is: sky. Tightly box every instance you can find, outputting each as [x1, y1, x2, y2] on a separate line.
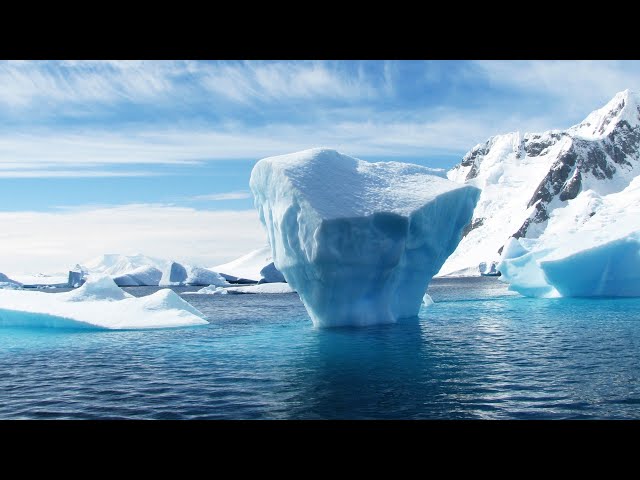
[1, 60, 639, 273]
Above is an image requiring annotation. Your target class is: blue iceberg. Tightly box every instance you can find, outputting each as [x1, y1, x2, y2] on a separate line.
[250, 148, 480, 327]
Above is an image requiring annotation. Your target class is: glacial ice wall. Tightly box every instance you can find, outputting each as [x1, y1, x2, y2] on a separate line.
[249, 148, 480, 327]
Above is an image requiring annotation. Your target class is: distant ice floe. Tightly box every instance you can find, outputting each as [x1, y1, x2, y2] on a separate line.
[0, 275, 208, 329]
[186, 282, 295, 295]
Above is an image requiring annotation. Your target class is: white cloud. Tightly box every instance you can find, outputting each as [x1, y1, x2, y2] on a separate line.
[0, 108, 562, 176]
[0, 204, 267, 274]
[190, 191, 252, 201]
[199, 61, 378, 103]
[0, 169, 154, 178]
[473, 60, 640, 117]
[0, 60, 177, 109]
[0, 60, 380, 111]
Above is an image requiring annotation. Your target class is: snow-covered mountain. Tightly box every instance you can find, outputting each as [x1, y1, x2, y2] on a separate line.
[439, 89, 640, 276]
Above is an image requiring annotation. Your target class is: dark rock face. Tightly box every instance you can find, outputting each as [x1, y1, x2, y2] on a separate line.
[450, 91, 640, 249]
[512, 120, 640, 239]
[460, 143, 491, 181]
[461, 217, 484, 238]
[524, 132, 566, 157]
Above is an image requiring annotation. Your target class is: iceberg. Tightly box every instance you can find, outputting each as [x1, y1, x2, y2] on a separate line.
[258, 262, 285, 284]
[422, 293, 434, 307]
[159, 261, 229, 287]
[250, 148, 480, 327]
[0, 275, 207, 329]
[0, 273, 22, 290]
[112, 265, 163, 287]
[212, 245, 285, 284]
[499, 178, 640, 297]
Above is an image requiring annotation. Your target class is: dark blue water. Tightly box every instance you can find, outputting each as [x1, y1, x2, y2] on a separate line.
[2, 277, 640, 419]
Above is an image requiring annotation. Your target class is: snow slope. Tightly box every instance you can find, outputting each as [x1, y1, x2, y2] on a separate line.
[441, 89, 640, 276]
[250, 148, 479, 327]
[0, 275, 207, 329]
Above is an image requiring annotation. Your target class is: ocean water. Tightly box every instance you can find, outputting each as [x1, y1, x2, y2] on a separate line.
[1, 277, 640, 419]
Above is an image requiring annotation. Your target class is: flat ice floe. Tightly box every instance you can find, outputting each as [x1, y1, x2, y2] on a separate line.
[185, 282, 295, 295]
[250, 148, 479, 327]
[0, 275, 208, 329]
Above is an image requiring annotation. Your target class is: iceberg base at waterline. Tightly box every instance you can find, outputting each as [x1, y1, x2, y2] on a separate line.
[0, 275, 208, 329]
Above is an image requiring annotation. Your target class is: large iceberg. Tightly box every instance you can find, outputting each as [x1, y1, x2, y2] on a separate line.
[0, 275, 208, 329]
[159, 261, 229, 286]
[499, 177, 640, 297]
[249, 148, 480, 327]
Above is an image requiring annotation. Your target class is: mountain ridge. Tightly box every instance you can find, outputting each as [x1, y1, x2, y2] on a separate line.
[439, 89, 640, 276]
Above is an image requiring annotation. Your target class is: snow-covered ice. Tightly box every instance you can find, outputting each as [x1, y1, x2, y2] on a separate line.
[226, 283, 295, 294]
[7, 272, 69, 287]
[211, 245, 285, 283]
[440, 90, 640, 277]
[112, 265, 163, 286]
[159, 261, 229, 286]
[0, 275, 207, 329]
[189, 285, 228, 295]
[499, 175, 640, 297]
[250, 148, 479, 327]
[185, 283, 295, 295]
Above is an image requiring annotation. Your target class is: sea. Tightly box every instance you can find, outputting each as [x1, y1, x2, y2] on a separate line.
[1, 276, 640, 419]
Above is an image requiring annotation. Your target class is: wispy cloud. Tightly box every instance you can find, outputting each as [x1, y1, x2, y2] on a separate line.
[0, 108, 565, 177]
[190, 191, 252, 201]
[473, 60, 640, 116]
[0, 60, 381, 113]
[198, 61, 378, 104]
[0, 169, 155, 178]
[0, 204, 267, 273]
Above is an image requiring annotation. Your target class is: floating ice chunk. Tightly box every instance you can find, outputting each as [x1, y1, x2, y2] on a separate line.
[250, 148, 480, 327]
[159, 262, 229, 286]
[258, 262, 285, 283]
[60, 275, 133, 301]
[0, 275, 207, 329]
[191, 285, 228, 295]
[112, 265, 162, 287]
[212, 245, 285, 283]
[226, 283, 295, 294]
[539, 233, 640, 297]
[422, 293, 434, 307]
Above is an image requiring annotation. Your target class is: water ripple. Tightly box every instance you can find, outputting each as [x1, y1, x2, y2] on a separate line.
[2, 278, 640, 418]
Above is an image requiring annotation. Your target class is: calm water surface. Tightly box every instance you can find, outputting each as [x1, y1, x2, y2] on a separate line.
[2, 277, 640, 419]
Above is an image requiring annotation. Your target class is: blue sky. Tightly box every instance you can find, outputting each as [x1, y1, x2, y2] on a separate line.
[1, 60, 639, 272]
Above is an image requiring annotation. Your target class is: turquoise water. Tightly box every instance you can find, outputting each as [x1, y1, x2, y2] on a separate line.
[2, 277, 640, 419]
